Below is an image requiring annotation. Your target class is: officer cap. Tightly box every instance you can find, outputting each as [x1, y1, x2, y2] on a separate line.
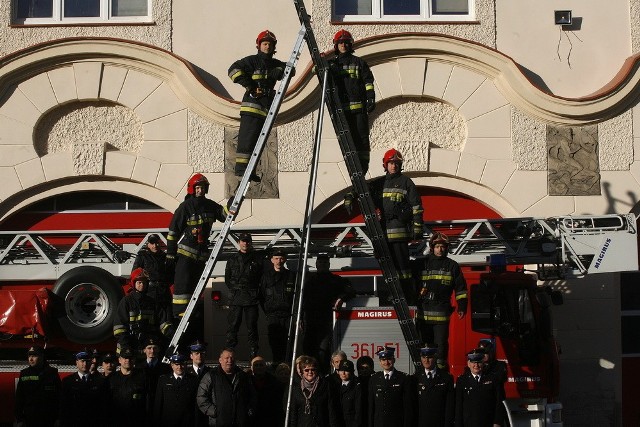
[467, 348, 486, 363]
[376, 346, 395, 360]
[271, 249, 287, 258]
[238, 233, 252, 242]
[102, 352, 118, 363]
[27, 345, 44, 356]
[189, 340, 207, 353]
[147, 233, 162, 244]
[141, 336, 159, 348]
[75, 350, 92, 361]
[478, 338, 494, 350]
[169, 353, 187, 364]
[316, 253, 330, 261]
[119, 347, 135, 359]
[419, 344, 438, 357]
[336, 360, 355, 373]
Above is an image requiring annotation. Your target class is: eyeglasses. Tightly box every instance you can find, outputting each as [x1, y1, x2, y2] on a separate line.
[303, 368, 316, 373]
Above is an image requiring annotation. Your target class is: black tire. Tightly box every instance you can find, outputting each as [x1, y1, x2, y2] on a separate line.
[52, 266, 123, 344]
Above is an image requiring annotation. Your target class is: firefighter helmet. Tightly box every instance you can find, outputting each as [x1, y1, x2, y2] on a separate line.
[429, 231, 450, 248]
[187, 173, 209, 195]
[333, 29, 354, 46]
[129, 267, 149, 287]
[256, 30, 277, 47]
[382, 148, 403, 170]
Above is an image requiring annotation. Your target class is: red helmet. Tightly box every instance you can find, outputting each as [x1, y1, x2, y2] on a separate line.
[429, 232, 450, 248]
[333, 29, 354, 45]
[187, 173, 209, 195]
[383, 148, 403, 170]
[256, 30, 277, 47]
[129, 267, 149, 287]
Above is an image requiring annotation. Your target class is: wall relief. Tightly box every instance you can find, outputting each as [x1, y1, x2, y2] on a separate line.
[547, 125, 600, 196]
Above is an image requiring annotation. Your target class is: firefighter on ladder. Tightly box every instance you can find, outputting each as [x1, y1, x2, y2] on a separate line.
[228, 30, 287, 183]
[166, 173, 227, 345]
[412, 231, 468, 369]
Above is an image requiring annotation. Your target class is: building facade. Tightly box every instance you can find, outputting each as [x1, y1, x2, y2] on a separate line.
[1, 0, 640, 424]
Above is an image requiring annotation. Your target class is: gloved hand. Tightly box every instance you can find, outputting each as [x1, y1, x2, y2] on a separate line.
[165, 255, 176, 278]
[366, 97, 376, 113]
[268, 67, 284, 81]
[344, 193, 355, 216]
[412, 224, 423, 241]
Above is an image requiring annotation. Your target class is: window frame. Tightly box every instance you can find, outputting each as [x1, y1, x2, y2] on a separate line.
[12, 0, 153, 25]
[333, 0, 476, 23]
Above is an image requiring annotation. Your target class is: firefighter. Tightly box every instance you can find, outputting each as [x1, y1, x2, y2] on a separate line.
[412, 344, 455, 427]
[141, 337, 172, 408]
[455, 349, 506, 427]
[112, 267, 173, 351]
[329, 29, 376, 175]
[331, 359, 364, 427]
[368, 347, 413, 427]
[133, 233, 172, 312]
[259, 248, 295, 364]
[107, 347, 148, 427]
[411, 231, 468, 369]
[345, 149, 424, 303]
[154, 353, 199, 427]
[185, 340, 210, 380]
[100, 352, 118, 378]
[59, 350, 109, 427]
[228, 30, 287, 182]
[225, 232, 265, 359]
[14, 345, 61, 427]
[477, 338, 508, 384]
[302, 255, 355, 374]
[166, 173, 227, 344]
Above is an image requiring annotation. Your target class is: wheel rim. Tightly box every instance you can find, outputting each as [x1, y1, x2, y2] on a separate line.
[64, 283, 110, 328]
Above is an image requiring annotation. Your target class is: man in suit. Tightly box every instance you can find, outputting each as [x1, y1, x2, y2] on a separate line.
[185, 340, 210, 380]
[154, 353, 199, 427]
[141, 337, 171, 407]
[59, 350, 108, 426]
[413, 344, 454, 427]
[368, 347, 413, 427]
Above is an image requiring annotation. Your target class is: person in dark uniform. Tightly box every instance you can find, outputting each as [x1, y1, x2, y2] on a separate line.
[260, 249, 295, 364]
[326, 350, 348, 386]
[225, 233, 265, 359]
[133, 233, 172, 312]
[197, 348, 256, 427]
[59, 350, 108, 427]
[100, 352, 118, 378]
[477, 338, 508, 385]
[331, 359, 363, 427]
[185, 340, 210, 427]
[412, 231, 467, 368]
[329, 29, 376, 175]
[113, 268, 174, 351]
[14, 345, 61, 427]
[303, 255, 355, 374]
[356, 356, 374, 427]
[107, 347, 148, 427]
[166, 173, 227, 344]
[228, 30, 287, 182]
[345, 149, 424, 304]
[455, 349, 506, 427]
[141, 337, 172, 408]
[412, 344, 454, 427]
[154, 353, 199, 427]
[368, 347, 413, 427]
[288, 356, 337, 427]
[250, 356, 285, 427]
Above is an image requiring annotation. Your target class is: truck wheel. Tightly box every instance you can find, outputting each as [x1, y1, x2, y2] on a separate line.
[52, 266, 123, 344]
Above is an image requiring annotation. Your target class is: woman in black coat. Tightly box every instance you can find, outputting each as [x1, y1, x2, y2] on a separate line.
[288, 356, 338, 427]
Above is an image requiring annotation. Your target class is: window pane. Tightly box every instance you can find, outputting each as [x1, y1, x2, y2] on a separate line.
[64, 0, 100, 17]
[621, 272, 640, 311]
[384, 0, 420, 15]
[622, 316, 640, 354]
[112, 0, 148, 16]
[432, 0, 468, 14]
[16, 0, 53, 18]
[334, 0, 372, 15]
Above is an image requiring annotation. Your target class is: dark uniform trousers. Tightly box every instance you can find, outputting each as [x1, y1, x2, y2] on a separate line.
[59, 373, 108, 427]
[154, 374, 199, 427]
[455, 372, 506, 427]
[14, 364, 61, 427]
[368, 370, 413, 427]
[413, 369, 455, 427]
[226, 304, 260, 351]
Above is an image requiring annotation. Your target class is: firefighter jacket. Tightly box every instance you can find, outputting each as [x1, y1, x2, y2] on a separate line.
[154, 373, 199, 427]
[303, 271, 355, 327]
[133, 248, 171, 283]
[330, 378, 364, 427]
[225, 250, 265, 306]
[288, 376, 338, 427]
[251, 372, 285, 427]
[112, 290, 173, 340]
[412, 254, 468, 324]
[329, 52, 375, 114]
[455, 371, 506, 427]
[144, 359, 172, 410]
[228, 51, 286, 119]
[260, 267, 295, 318]
[107, 369, 148, 426]
[167, 196, 226, 262]
[412, 368, 455, 427]
[15, 363, 61, 426]
[196, 365, 257, 427]
[368, 369, 414, 427]
[59, 372, 108, 427]
[370, 172, 424, 242]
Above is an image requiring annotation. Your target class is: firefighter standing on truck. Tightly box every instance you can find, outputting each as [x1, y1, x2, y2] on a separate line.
[133, 233, 172, 313]
[166, 173, 227, 344]
[345, 149, 424, 303]
[228, 30, 287, 183]
[412, 231, 468, 369]
[329, 29, 376, 175]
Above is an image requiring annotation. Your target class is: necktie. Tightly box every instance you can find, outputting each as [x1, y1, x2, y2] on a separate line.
[427, 371, 432, 379]
[385, 373, 390, 381]
[82, 375, 88, 382]
[177, 376, 182, 383]
[475, 375, 480, 383]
